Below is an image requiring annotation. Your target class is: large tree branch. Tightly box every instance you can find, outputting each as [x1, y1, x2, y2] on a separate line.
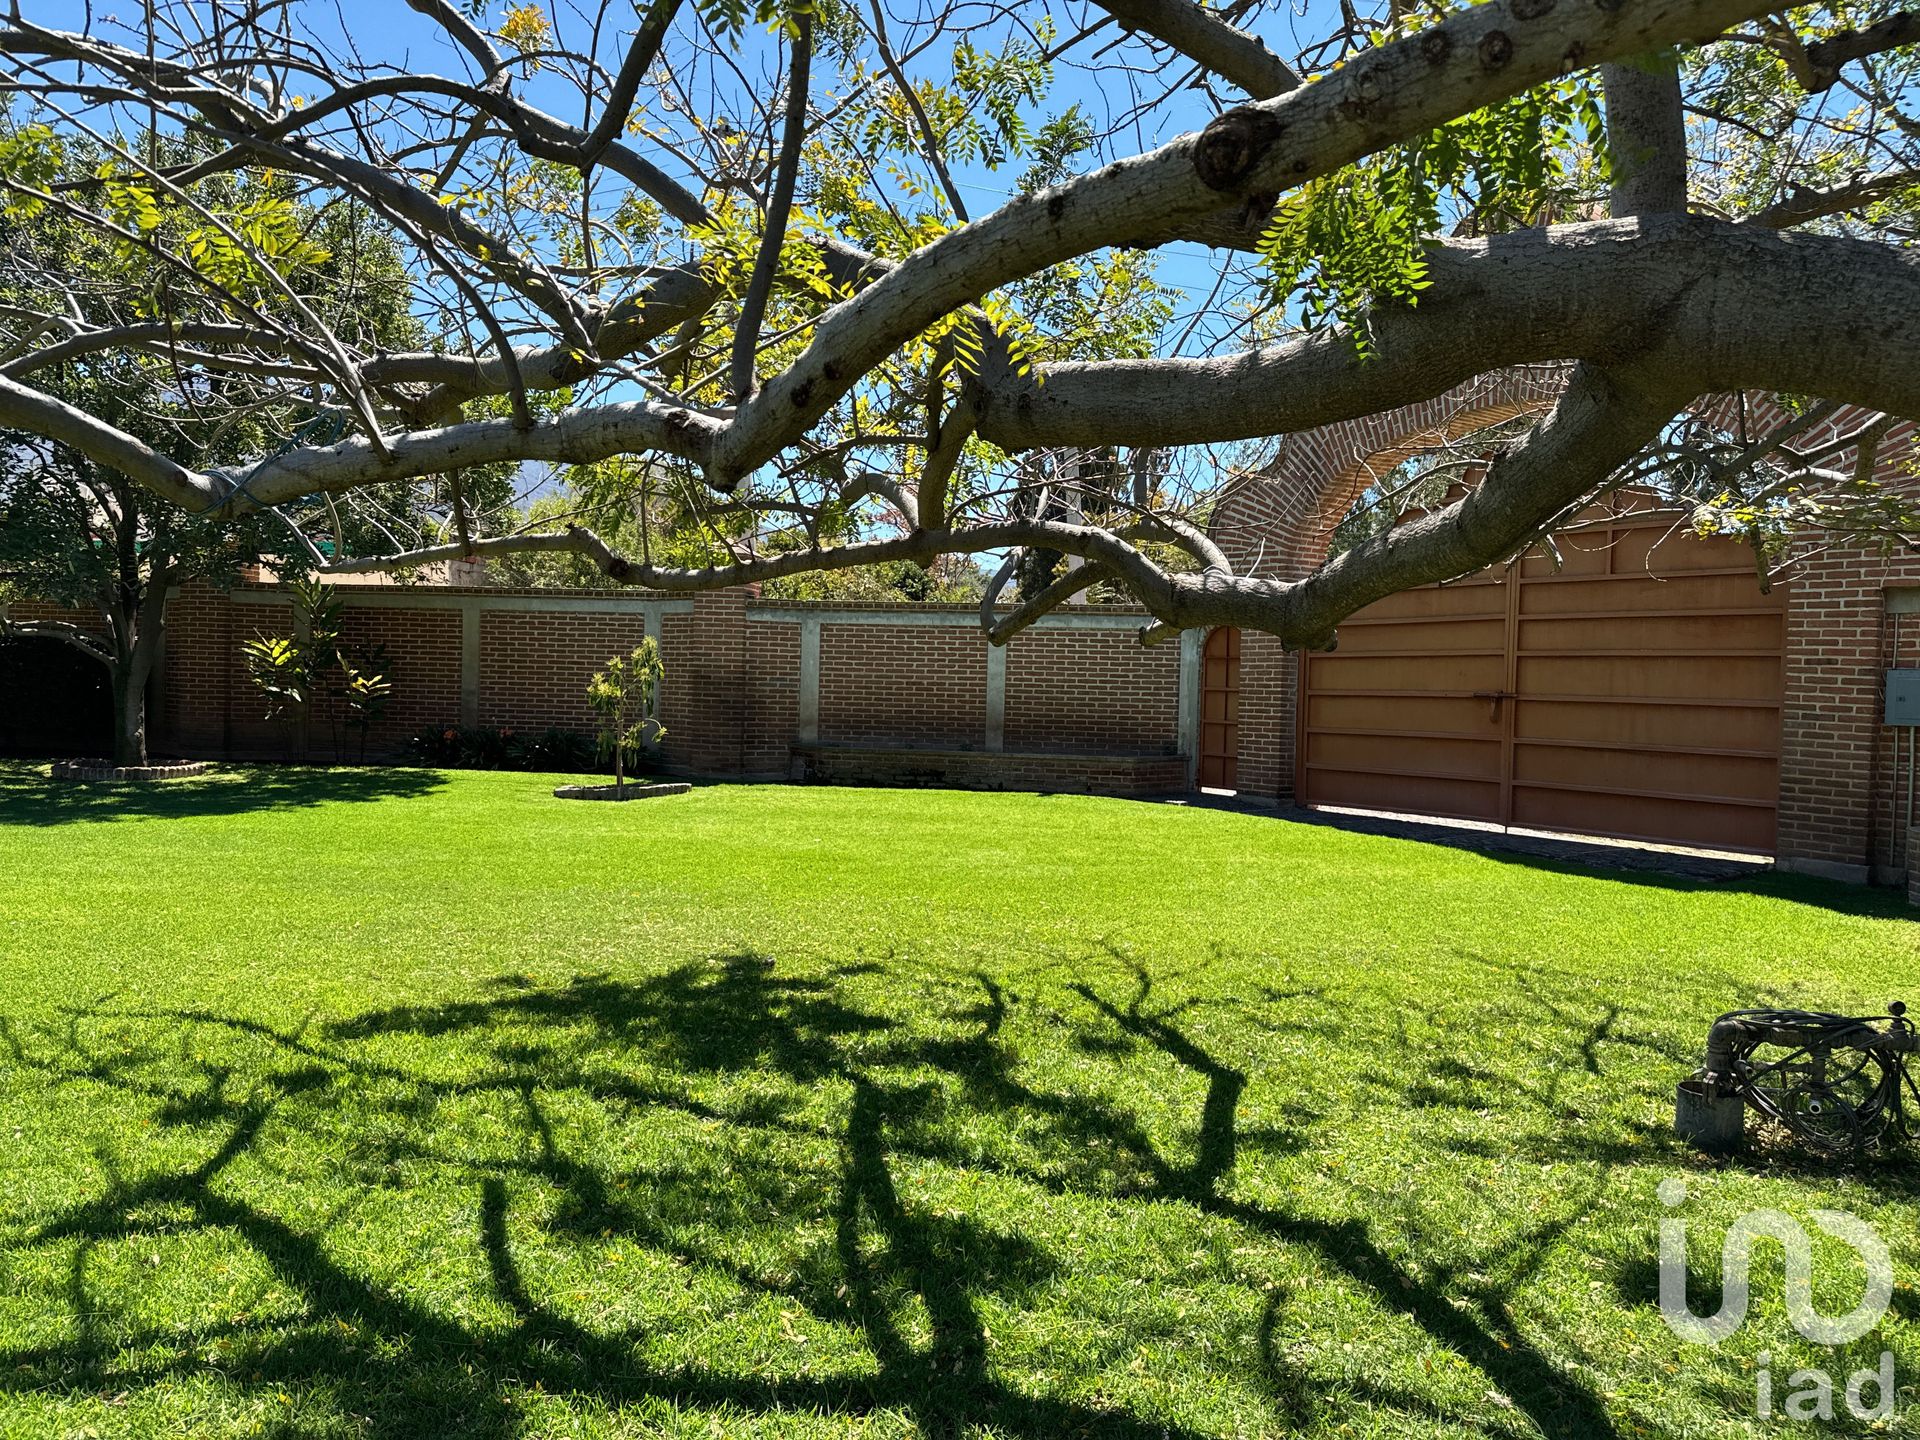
[0, 371, 724, 517]
[0, 372, 219, 511]
[13, 221, 1917, 531]
[986, 563, 1117, 644]
[316, 363, 1691, 652]
[1799, 9, 1920, 90]
[710, 0, 1781, 484]
[1747, 169, 1920, 228]
[1, 322, 272, 377]
[583, 0, 685, 163]
[320, 518, 1182, 613]
[1231, 360, 1686, 644]
[979, 219, 1920, 450]
[1603, 59, 1688, 216]
[730, 12, 812, 402]
[404, 0, 506, 75]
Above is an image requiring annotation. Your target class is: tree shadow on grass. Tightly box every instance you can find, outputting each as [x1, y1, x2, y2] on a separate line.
[2, 953, 1787, 1438]
[0, 760, 445, 826]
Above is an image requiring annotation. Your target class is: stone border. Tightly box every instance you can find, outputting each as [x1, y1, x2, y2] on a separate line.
[51, 759, 215, 783]
[552, 781, 691, 802]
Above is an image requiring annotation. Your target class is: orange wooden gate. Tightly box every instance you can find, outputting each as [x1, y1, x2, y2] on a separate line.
[1297, 505, 1786, 852]
[1199, 627, 1241, 789]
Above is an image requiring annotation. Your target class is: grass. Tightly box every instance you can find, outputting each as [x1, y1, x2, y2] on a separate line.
[0, 761, 1916, 1439]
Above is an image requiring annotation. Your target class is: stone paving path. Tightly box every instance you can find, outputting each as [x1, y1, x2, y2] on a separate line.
[1161, 794, 1771, 884]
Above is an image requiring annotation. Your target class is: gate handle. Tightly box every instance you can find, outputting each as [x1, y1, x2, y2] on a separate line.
[1471, 689, 1514, 721]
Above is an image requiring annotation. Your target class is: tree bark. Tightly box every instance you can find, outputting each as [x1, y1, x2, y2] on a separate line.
[1603, 60, 1688, 218]
[109, 663, 147, 768]
[106, 579, 170, 767]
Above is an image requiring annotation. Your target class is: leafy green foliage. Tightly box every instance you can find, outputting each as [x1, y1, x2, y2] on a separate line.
[0, 121, 62, 219]
[404, 723, 598, 771]
[238, 633, 313, 723]
[1687, 5, 1920, 236]
[1259, 71, 1606, 348]
[242, 578, 398, 761]
[760, 554, 985, 602]
[693, 0, 811, 42]
[341, 651, 395, 761]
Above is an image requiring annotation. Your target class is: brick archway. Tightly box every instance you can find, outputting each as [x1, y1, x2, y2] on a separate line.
[1206, 365, 1572, 582]
[1204, 375, 1823, 587]
[1199, 366, 1571, 802]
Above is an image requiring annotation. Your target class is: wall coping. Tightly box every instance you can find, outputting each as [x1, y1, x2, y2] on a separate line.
[223, 580, 695, 604]
[746, 597, 1153, 616]
[214, 581, 1159, 629]
[750, 604, 1154, 631]
[792, 742, 1180, 764]
[227, 587, 695, 616]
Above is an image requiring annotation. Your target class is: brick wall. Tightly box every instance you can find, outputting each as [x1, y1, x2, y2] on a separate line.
[168, 585, 465, 757]
[1776, 541, 1920, 881]
[1003, 628, 1179, 753]
[64, 583, 1192, 797]
[160, 583, 234, 752]
[818, 622, 987, 749]
[1235, 633, 1294, 801]
[338, 606, 463, 754]
[742, 614, 801, 778]
[480, 611, 646, 733]
[663, 587, 751, 777]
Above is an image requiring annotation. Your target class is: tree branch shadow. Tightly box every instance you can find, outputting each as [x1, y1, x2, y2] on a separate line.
[0, 950, 1762, 1438]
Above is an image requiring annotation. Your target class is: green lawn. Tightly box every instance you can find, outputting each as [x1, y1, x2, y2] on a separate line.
[1, 763, 1916, 1439]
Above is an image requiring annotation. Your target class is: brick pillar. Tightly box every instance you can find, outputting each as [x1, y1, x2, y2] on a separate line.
[1235, 632, 1294, 802]
[1772, 548, 1920, 882]
[674, 587, 752, 777]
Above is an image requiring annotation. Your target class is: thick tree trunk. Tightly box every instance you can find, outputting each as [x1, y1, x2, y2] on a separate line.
[106, 576, 170, 768]
[109, 662, 147, 767]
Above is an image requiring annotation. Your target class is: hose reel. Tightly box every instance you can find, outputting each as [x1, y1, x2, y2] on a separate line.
[1676, 1004, 1919, 1158]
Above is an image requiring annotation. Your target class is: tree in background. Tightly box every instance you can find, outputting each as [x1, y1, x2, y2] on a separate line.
[0, 0, 1914, 656]
[585, 640, 665, 797]
[488, 460, 990, 601]
[0, 140, 422, 765]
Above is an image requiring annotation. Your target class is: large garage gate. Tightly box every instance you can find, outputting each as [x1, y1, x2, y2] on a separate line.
[1298, 508, 1786, 853]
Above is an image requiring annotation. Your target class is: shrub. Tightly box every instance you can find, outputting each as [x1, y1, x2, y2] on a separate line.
[403, 725, 599, 773]
[241, 578, 396, 762]
[509, 727, 596, 771]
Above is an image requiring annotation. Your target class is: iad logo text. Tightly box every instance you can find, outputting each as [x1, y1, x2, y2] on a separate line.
[1657, 1178, 1897, 1422]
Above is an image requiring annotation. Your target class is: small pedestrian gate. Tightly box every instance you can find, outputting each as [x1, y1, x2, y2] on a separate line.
[1199, 626, 1241, 789]
[1297, 504, 1786, 852]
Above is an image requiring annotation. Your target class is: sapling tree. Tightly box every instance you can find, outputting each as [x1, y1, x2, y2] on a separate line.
[585, 640, 666, 797]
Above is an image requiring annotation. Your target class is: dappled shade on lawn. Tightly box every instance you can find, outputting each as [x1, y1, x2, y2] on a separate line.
[1, 771, 1915, 1438]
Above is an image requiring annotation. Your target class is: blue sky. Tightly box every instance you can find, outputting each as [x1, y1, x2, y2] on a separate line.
[33, 0, 1342, 336]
